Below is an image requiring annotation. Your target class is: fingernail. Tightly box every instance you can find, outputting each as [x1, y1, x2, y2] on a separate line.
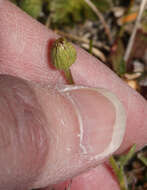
[58, 85, 126, 159]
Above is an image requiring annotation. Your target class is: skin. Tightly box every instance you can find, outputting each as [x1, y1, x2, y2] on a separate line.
[0, 1, 146, 190]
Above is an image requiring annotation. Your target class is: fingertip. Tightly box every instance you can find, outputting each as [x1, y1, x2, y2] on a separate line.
[49, 164, 120, 190]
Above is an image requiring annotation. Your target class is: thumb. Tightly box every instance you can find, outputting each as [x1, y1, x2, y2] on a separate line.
[0, 75, 126, 189]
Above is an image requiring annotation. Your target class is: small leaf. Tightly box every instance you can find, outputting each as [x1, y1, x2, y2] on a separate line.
[138, 153, 147, 166]
[109, 145, 136, 190]
[109, 156, 120, 174]
[19, 0, 42, 19]
[119, 144, 136, 166]
[110, 39, 126, 76]
[109, 156, 128, 190]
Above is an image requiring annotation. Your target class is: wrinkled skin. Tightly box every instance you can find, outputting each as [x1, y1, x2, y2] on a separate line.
[0, 1, 147, 190]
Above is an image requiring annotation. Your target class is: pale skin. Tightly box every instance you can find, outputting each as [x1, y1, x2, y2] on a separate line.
[0, 1, 147, 190]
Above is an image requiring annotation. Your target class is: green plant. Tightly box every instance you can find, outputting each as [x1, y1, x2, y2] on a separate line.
[48, 0, 111, 26]
[51, 37, 77, 84]
[19, 0, 42, 18]
[109, 145, 136, 190]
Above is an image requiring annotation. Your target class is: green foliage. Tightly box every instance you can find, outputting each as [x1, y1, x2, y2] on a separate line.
[48, 0, 111, 26]
[109, 145, 136, 190]
[49, 0, 88, 25]
[118, 145, 136, 167]
[19, 0, 42, 19]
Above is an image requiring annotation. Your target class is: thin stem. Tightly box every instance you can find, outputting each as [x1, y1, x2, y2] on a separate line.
[89, 38, 93, 54]
[84, 0, 113, 43]
[64, 69, 74, 84]
[109, 145, 136, 190]
[119, 144, 136, 167]
[109, 156, 120, 174]
[109, 156, 128, 190]
[46, 15, 51, 28]
[124, 0, 147, 62]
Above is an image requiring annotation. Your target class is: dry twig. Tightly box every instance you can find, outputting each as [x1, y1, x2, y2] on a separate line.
[124, 0, 147, 62]
[55, 30, 110, 50]
[84, 0, 113, 43]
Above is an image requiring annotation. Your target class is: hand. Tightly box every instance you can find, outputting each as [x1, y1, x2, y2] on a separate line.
[0, 1, 146, 190]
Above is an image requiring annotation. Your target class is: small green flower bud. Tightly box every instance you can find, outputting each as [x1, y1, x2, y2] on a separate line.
[51, 37, 77, 71]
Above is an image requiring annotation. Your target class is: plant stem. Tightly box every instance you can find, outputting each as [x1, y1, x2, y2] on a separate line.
[109, 145, 136, 190]
[64, 69, 74, 84]
[89, 38, 93, 54]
